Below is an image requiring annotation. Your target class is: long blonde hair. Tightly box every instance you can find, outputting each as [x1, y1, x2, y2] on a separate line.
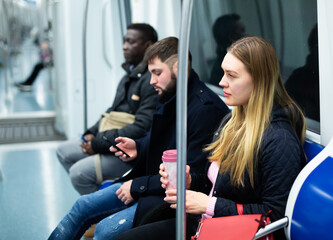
[205, 36, 305, 188]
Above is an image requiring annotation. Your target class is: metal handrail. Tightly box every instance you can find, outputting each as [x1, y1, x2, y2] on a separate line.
[82, 0, 89, 131]
[1, 0, 11, 98]
[254, 217, 289, 239]
[176, 0, 193, 239]
[102, 0, 112, 70]
[118, 0, 131, 37]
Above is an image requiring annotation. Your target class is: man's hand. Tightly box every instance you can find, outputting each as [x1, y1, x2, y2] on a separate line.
[80, 134, 95, 155]
[81, 142, 95, 155]
[110, 137, 137, 162]
[116, 180, 134, 205]
[84, 134, 95, 141]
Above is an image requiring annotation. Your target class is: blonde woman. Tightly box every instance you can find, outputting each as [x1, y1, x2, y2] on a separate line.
[115, 36, 306, 240]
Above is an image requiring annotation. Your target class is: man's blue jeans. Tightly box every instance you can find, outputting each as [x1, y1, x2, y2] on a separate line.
[48, 183, 137, 240]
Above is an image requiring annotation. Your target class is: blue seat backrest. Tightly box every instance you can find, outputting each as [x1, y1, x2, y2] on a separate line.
[290, 156, 333, 240]
[303, 139, 324, 161]
[284, 137, 333, 240]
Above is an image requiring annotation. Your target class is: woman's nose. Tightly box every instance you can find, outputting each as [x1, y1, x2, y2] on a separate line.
[219, 74, 227, 88]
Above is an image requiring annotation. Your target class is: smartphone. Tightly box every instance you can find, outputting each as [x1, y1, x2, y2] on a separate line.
[102, 136, 130, 158]
[112, 145, 130, 158]
[81, 135, 88, 143]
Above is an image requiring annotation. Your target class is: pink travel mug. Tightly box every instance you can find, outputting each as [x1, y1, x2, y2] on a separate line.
[162, 149, 177, 190]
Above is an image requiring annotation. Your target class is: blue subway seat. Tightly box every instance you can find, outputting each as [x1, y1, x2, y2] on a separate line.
[99, 180, 114, 190]
[304, 139, 324, 161]
[290, 155, 333, 240]
[255, 137, 333, 240]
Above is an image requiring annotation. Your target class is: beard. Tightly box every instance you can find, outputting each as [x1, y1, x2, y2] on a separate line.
[158, 72, 177, 104]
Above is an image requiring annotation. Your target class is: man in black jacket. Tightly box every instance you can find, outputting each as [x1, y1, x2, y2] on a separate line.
[48, 37, 230, 240]
[56, 23, 158, 195]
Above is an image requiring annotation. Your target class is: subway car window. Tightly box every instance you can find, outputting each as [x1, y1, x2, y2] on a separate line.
[189, 0, 319, 134]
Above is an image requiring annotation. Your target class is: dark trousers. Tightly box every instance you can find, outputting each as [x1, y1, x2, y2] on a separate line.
[115, 217, 199, 240]
[24, 62, 44, 85]
[115, 218, 177, 240]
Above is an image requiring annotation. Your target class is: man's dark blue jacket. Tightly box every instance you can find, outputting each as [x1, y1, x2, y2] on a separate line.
[119, 69, 230, 226]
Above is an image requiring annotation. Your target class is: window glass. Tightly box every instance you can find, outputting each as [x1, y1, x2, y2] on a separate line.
[189, 0, 319, 133]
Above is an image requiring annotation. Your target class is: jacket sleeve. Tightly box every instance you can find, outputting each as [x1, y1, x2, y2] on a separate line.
[130, 174, 163, 201]
[84, 118, 101, 136]
[90, 73, 157, 154]
[213, 128, 304, 221]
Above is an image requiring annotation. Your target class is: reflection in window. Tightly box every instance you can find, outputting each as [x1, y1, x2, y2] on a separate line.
[208, 14, 246, 86]
[189, 0, 319, 133]
[285, 25, 319, 122]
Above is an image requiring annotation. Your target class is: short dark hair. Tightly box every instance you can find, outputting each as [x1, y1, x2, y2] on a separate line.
[144, 37, 192, 68]
[144, 37, 178, 63]
[127, 23, 158, 43]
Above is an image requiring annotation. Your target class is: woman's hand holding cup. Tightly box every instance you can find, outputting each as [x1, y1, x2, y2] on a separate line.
[159, 163, 169, 190]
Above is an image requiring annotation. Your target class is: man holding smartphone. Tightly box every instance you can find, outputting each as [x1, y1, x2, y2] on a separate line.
[56, 23, 158, 196]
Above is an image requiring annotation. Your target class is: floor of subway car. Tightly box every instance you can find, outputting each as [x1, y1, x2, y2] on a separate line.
[0, 142, 80, 240]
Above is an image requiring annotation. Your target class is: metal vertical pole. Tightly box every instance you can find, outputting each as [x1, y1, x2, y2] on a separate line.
[82, 0, 89, 131]
[176, 0, 193, 239]
[1, 0, 12, 102]
[118, 0, 131, 37]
